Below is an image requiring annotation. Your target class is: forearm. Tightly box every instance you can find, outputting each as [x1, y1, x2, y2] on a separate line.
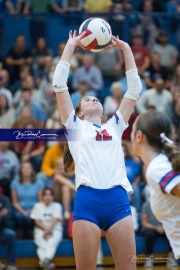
[13, 202, 26, 214]
[122, 43, 137, 71]
[142, 222, 157, 230]
[54, 174, 75, 190]
[35, 220, 47, 231]
[48, 217, 59, 230]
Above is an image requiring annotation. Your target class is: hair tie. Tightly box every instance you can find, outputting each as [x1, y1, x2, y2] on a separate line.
[160, 133, 174, 145]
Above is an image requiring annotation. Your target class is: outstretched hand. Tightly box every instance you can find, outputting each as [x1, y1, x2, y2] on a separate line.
[104, 35, 129, 51]
[67, 30, 86, 49]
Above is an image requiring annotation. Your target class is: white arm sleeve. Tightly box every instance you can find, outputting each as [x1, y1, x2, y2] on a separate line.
[52, 61, 70, 92]
[124, 68, 142, 100]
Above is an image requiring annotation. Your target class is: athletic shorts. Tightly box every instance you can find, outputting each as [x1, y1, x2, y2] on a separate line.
[73, 185, 131, 231]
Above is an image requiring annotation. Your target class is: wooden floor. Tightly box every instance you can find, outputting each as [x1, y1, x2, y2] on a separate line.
[20, 266, 180, 270]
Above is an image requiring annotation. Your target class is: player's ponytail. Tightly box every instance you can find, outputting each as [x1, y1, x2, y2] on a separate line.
[63, 101, 82, 173]
[135, 111, 180, 173]
[161, 140, 180, 173]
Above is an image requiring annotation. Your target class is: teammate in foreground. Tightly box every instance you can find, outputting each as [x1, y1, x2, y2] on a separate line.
[52, 30, 142, 270]
[131, 111, 180, 260]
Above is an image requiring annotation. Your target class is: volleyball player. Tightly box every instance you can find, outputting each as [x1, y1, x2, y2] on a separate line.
[52, 31, 142, 270]
[131, 111, 180, 260]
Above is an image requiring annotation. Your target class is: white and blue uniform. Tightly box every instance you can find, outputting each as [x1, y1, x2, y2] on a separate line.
[146, 153, 180, 259]
[63, 109, 133, 230]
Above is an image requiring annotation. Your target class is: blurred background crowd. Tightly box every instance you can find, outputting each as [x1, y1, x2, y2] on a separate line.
[0, 0, 180, 269]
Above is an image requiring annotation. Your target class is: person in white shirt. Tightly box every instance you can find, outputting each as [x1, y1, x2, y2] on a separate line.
[31, 187, 63, 270]
[131, 111, 180, 260]
[52, 30, 142, 270]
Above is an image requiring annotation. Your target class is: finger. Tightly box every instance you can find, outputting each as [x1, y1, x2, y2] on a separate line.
[79, 30, 87, 40]
[69, 30, 72, 39]
[73, 30, 77, 38]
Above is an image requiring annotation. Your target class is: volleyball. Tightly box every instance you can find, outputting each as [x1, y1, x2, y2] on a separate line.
[79, 18, 112, 52]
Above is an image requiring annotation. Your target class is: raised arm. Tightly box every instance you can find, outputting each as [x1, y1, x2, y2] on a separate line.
[52, 31, 85, 123]
[105, 36, 142, 123]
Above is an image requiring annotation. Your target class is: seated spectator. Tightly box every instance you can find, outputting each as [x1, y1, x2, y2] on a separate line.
[0, 195, 18, 270]
[0, 93, 15, 128]
[122, 142, 142, 212]
[12, 105, 38, 129]
[152, 30, 179, 71]
[10, 65, 31, 96]
[45, 105, 62, 147]
[14, 121, 45, 172]
[40, 142, 65, 181]
[15, 88, 46, 128]
[144, 52, 171, 89]
[84, 0, 112, 13]
[30, 187, 63, 270]
[95, 45, 123, 83]
[13, 75, 48, 112]
[0, 0, 16, 14]
[6, 35, 33, 84]
[53, 158, 75, 219]
[0, 69, 13, 107]
[0, 142, 20, 197]
[170, 87, 180, 132]
[171, 64, 180, 88]
[11, 161, 44, 239]
[129, 200, 139, 233]
[32, 37, 52, 79]
[103, 81, 123, 117]
[130, 34, 150, 76]
[141, 187, 178, 268]
[136, 78, 173, 116]
[72, 54, 104, 96]
[71, 80, 93, 108]
[16, 0, 26, 14]
[166, 0, 180, 13]
[62, 0, 84, 12]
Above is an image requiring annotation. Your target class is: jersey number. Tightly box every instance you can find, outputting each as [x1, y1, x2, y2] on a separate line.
[96, 129, 112, 141]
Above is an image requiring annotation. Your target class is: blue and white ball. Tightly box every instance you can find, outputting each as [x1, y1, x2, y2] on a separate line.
[79, 18, 112, 52]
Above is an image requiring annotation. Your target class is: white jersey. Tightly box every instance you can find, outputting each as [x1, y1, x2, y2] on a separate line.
[63, 109, 133, 194]
[31, 202, 63, 232]
[146, 153, 180, 259]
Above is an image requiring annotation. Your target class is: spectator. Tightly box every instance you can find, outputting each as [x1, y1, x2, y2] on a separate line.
[129, 199, 139, 233]
[108, 3, 128, 42]
[45, 105, 62, 147]
[30, 187, 63, 270]
[71, 80, 93, 108]
[152, 30, 179, 70]
[11, 161, 44, 239]
[14, 121, 45, 172]
[141, 188, 178, 268]
[0, 195, 18, 270]
[32, 37, 53, 79]
[13, 75, 48, 112]
[144, 52, 171, 89]
[15, 88, 46, 128]
[6, 36, 33, 84]
[0, 94, 15, 128]
[170, 87, 180, 132]
[0, 142, 20, 196]
[122, 142, 142, 212]
[12, 105, 38, 129]
[130, 34, 150, 76]
[95, 45, 123, 83]
[103, 81, 123, 117]
[40, 142, 65, 182]
[72, 54, 103, 96]
[23, 0, 64, 46]
[171, 64, 180, 88]
[53, 157, 75, 219]
[136, 78, 173, 116]
[16, 0, 26, 14]
[10, 65, 31, 96]
[0, 69, 13, 107]
[62, 0, 84, 12]
[166, 0, 180, 13]
[0, 0, 15, 14]
[84, 0, 112, 13]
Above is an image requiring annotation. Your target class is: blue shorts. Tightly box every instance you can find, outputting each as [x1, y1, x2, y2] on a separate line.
[73, 185, 131, 231]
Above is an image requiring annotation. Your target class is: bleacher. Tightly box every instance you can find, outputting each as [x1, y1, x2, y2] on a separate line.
[0, 237, 170, 268]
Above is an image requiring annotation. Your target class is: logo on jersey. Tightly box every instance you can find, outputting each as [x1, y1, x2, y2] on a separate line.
[96, 129, 112, 141]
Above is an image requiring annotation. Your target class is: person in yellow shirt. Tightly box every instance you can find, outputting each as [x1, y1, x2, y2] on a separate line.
[84, 0, 112, 13]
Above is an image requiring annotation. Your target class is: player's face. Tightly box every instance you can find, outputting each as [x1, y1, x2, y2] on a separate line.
[80, 96, 103, 117]
[131, 120, 140, 156]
